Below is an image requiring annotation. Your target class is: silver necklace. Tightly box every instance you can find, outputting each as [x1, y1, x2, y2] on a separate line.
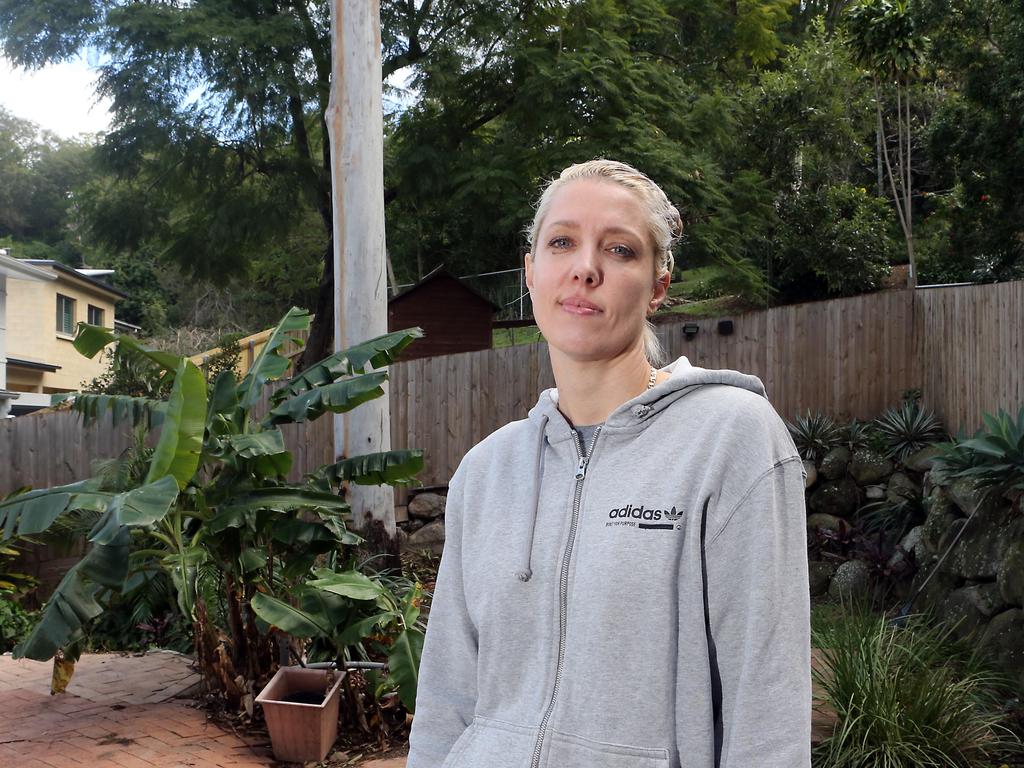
[647, 366, 658, 390]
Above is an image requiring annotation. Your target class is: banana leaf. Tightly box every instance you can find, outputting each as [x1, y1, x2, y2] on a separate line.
[13, 527, 131, 660]
[251, 592, 330, 637]
[387, 628, 424, 712]
[318, 450, 424, 486]
[54, 392, 166, 428]
[0, 481, 107, 542]
[237, 307, 311, 410]
[86, 476, 180, 546]
[272, 327, 423, 405]
[264, 371, 387, 426]
[307, 569, 383, 601]
[144, 359, 206, 488]
[72, 324, 181, 371]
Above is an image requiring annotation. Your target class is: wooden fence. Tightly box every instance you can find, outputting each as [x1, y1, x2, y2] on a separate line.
[2, 280, 1021, 500]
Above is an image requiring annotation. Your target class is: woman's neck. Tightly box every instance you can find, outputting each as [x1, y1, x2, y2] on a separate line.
[550, 348, 656, 426]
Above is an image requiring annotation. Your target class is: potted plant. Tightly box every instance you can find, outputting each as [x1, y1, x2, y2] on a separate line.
[255, 665, 346, 763]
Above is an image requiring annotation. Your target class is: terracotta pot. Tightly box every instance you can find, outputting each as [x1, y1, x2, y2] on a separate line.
[256, 666, 346, 763]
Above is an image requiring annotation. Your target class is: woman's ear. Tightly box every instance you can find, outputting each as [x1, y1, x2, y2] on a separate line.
[524, 251, 534, 291]
[649, 271, 670, 314]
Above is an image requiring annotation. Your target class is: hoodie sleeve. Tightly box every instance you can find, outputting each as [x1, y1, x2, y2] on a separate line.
[407, 468, 478, 768]
[699, 456, 811, 768]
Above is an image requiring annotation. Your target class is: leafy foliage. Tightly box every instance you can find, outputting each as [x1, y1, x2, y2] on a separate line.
[813, 604, 1018, 767]
[873, 401, 947, 462]
[933, 406, 1024, 510]
[0, 308, 424, 716]
[787, 410, 842, 463]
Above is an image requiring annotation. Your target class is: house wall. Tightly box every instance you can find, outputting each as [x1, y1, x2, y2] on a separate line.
[6, 271, 118, 392]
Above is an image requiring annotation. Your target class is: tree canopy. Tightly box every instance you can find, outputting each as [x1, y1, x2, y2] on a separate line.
[0, 0, 1020, 347]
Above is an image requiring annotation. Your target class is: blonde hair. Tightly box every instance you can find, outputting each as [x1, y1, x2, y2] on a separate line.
[526, 159, 682, 364]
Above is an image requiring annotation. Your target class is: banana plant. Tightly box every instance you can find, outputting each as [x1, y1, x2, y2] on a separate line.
[252, 571, 425, 712]
[0, 308, 424, 700]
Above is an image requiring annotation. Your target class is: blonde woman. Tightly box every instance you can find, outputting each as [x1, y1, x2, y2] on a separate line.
[408, 159, 811, 768]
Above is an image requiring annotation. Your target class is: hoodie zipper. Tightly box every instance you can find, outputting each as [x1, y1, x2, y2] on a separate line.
[529, 425, 601, 768]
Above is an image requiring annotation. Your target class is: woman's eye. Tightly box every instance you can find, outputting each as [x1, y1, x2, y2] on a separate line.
[548, 236, 572, 249]
[609, 244, 636, 258]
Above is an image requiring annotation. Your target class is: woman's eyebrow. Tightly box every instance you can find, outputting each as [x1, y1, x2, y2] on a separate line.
[545, 221, 642, 239]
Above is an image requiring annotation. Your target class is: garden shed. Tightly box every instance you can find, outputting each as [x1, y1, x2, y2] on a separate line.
[387, 266, 499, 360]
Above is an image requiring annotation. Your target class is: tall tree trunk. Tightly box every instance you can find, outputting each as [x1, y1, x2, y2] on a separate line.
[327, 0, 397, 563]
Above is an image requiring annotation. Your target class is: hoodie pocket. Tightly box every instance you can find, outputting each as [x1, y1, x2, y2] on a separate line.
[442, 716, 537, 768]
[546, 729, 670, 768]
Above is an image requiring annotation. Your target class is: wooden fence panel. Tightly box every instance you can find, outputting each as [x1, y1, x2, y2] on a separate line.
[3, 281, 1020, 499]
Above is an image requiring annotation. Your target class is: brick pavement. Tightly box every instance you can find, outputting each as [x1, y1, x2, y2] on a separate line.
[0, 652, 276, 768]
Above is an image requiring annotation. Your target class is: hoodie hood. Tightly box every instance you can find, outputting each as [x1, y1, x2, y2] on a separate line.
[515, 355, 769, 581]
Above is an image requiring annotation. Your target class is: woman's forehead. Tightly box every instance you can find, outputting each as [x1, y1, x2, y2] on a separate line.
[541, 178, 647, 233]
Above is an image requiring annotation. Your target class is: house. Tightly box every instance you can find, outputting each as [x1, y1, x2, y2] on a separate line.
[1, 256, 126, 415]
[0, 252, 57, 416]
[388, 267, 499, 361]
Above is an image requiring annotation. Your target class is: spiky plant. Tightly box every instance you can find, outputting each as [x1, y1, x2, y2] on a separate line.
[933, 406, 1024, 511]
[813, 604, 1019, 768]
[873, 401, 947, 463]
[786, 410, 841, 463]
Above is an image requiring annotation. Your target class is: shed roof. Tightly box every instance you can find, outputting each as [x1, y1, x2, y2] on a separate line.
[388, 266, 500, 312]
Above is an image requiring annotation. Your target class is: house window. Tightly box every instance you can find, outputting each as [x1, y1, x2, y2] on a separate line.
[56, 294, 76, 335]
[87, 304, 104, 327]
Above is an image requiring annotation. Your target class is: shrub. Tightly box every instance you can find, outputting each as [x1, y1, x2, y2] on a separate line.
[873, 401, 947, 463]
[0, 597, 35, 653]
[933, 406, 1024, 511]
[787, 410, 842, 463]
[813, 604, 1019, 767]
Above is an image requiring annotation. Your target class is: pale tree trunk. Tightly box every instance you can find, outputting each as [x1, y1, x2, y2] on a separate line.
[875, 78, 916, 289]
[326, 0, 396, 553]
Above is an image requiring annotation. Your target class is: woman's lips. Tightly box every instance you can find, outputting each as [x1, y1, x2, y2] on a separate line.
[560, 297, 602, 315]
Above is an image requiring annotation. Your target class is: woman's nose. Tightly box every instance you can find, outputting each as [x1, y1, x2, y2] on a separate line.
[571, 247, 600, 285]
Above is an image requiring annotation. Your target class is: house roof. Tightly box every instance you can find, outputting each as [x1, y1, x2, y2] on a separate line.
[0, 252, 56, 282]
[388, 266, 501, 312]
[19, 259, 128, 300]
[7, 357, 61, 373]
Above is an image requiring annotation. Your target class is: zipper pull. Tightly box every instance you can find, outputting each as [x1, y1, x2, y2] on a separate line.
[574, 456, 588, 480]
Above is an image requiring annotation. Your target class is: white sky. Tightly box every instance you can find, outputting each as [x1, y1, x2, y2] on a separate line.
[0, 54, 112, 139]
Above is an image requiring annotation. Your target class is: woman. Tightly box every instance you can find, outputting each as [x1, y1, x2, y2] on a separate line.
[407, 160, 811, 768]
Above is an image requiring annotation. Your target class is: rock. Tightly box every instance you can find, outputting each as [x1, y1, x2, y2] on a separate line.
[404, 518, 426, 533]
[962, 582, 1009, 617]
[909, 566, 961, 614]
[945, 503, 1016, 580]
[849, 449, 894, 485]
[819, 447, 851, 480]
[901, 525, 923, 554]
[809, 476, 861, 518]
[808, 561, 836, 597]
[405, 519, 446, 554]
[829, 559, 872, 601]
[938, 587, 988, 641]
[865, 484, 886, 500]
[980, 609, 1024, 690]
[408, 492, 447, 520]
[886, 471, 919, 504]
[905, 445, 944, 473]
[806, 513, 850, 535]
[997, 541, 1024, 607]
[920, 490, 958, 553]
[803, 460, 817, 489]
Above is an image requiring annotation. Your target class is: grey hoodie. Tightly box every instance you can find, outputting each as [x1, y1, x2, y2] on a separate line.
[408, 355, 811, 768]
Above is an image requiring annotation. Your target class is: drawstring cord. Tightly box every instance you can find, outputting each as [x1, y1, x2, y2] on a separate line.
[515, 414, 548, 582]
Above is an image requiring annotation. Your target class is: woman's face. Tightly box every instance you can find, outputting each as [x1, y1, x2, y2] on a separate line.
[526, 178, 668, 363]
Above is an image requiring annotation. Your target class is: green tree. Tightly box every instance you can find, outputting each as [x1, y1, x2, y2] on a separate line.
[916, 0, 1024, 282]
[845, 0, 927, 286]
[0, 107, 97, 263]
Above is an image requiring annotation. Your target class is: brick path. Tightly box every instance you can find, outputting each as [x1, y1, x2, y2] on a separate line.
[0, 649, 833, 768]
[0, 651, 276, 768]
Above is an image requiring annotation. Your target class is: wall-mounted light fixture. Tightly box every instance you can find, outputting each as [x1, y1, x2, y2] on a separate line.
[717, 320, 734, 336]
[683, 323, 699, 340]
